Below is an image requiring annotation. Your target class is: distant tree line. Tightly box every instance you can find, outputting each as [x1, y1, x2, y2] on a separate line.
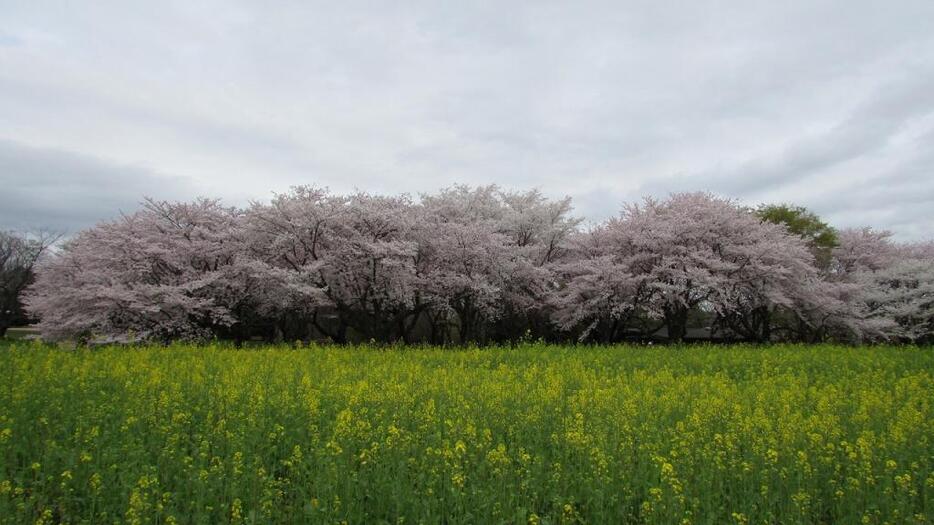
[19, 186, 934, 345]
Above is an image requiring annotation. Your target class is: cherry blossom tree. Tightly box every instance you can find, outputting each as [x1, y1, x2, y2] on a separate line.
[829, 232, 934, 343]
[625, 193, 827, 342]
[413, 186, 512, 344]
[321, 191, 420, 342]
[241, 186, 341, 340]
[243, 187, 422, 343]
[499, 189, 580, 266]
[551, 193, 831, 343]
[410, 185, 580, 343]
[25, 199, 243, 343]
[852, 257, 934, 342]
[548, 225, 648, 342]
[831, 227, 897, 276]
[493, 189, 581, 341]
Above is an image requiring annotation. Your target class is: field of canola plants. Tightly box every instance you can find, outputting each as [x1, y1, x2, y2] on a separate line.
[1, 341, 933, 524]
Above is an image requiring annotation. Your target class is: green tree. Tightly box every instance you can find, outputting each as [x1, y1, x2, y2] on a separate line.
[756, 204, 838, 270]
[0, 230, 59, 337]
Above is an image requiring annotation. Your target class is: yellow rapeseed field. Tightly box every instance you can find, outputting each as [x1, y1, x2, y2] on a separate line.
[0, 342, 932, 524]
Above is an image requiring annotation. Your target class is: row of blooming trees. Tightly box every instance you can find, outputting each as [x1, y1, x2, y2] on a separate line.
[23, 186, 934, 345]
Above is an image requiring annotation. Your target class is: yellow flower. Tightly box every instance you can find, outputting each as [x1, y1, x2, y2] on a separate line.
[451, 472, 465, 488]
[89, 473, 103, 492]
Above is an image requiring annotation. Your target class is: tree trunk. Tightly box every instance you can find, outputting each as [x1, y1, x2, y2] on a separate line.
[334, 320, 348, 344]
[759, 308, 772, 343]
[428, 316, 440, 345]
[665, 305, 688, 343]
[457, 306, 474, 345]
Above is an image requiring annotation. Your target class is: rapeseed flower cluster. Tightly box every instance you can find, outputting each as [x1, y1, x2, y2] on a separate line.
[0, 341, 932, 523]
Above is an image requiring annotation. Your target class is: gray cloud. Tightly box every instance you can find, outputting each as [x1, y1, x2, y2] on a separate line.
[725, 68, 934, 193]
[0, 139, 200, 233]
[1, 1, 933, 238]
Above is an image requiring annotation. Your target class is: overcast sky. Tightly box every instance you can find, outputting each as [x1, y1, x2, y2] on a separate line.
[1, 1, 933, 239]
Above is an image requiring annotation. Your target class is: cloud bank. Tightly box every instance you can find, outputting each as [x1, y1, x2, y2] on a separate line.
[1, 1, 932, 238]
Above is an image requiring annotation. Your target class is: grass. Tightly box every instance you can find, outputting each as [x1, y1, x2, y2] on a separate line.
[1, 341, 932, 524]
[2, 328, 39, 341]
